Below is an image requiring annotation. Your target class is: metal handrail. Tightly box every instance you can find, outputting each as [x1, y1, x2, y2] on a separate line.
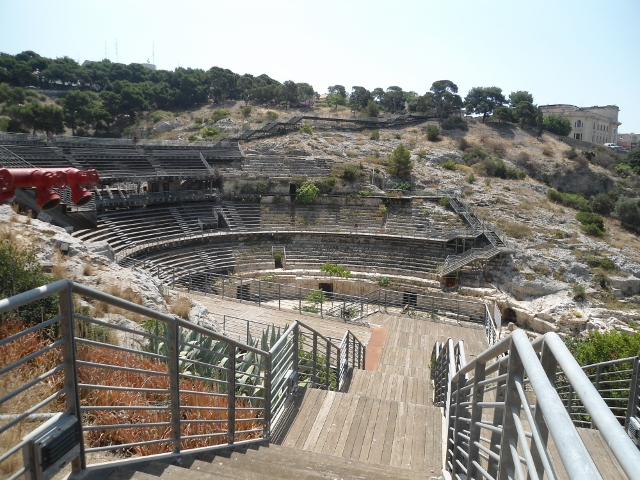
[433, 329, 640, 479]
[0, 280, 366, 479]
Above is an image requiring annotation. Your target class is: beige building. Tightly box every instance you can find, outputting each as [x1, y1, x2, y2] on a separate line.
[539, 104, 620, 145]
[617, 133, 639, 148]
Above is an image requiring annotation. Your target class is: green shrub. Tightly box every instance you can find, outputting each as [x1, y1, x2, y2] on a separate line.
[241, 106, 252, 118]
[439, 197, 451, 208]
[426, 125, 440, 141]
[340, 164, 359, 182]
[364, 100, 379, 118]
[369, 129, 380, 140]
[320, 262, 351, 278]
[591, 191, 618, 216]
[442, 159, 457, 170]
[580, 223, 605, 237]
[614, 196, 640, 227]
[265, 110, 278, 121]
[392, 181, 413, 191]
[358, 189, 372, 197]
[547, 189, 592, 212]
[576, 212, 604, 230]
[441, 116, 468, 131]
[199, 126, 221, 138]
[386, 144, 413, 178]
[572, 283, 587, 301]
[462, 146, 490, 164]
[585, 255, 617, 270]
[377, 277, 391, 287]
[211, 109, 230, 122]
[467, 173, 476, 183]
[295, 181, 320, 205]
[299, 122, 313, 134]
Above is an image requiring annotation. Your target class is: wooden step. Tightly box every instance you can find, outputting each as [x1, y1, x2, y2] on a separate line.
[275, 388, 443, 474]
[349, 370, 432, 405]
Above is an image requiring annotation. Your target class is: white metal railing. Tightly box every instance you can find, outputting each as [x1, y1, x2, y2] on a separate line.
[433, 329, 640, 479]
[0, 280, 365, 480]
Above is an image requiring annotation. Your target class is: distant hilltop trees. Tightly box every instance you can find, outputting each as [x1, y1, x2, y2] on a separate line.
[1, 50, 564, 137]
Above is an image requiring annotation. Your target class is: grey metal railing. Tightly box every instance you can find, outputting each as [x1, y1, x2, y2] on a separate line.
[433, 329, 640, 479]
[0, 280, 365, 480]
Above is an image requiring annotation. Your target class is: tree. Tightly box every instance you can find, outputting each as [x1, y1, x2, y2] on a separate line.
[295, 181, 320, 205]
[387, 144, 413, 178]
[514, 100, 537, 127]
[349, 86, 372, 111]
[429, 80, 463, 122]
[542, 114, 572, 136]
[492, 106, 514, 123]
[382, 86, 405, 113]
[536, 108, 544, 137]
[282, 80, 298, 109]
[327, 84, 347, 109]
[624, 148, 640, 175]
[464, 86, 506, 122]
[508, 91, 534, 108]
[364, 100, 379, 118]
[614, 196, 640, 228]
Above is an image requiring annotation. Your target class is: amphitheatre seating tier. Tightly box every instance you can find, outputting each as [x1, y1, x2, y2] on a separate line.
[284, 235, 444, 276]
[221, 202, 262, 231]
[0, 144, 78, 168]
[69, 148, 156, 178]
[242, 155, 334, 177]
[136, 244, 237, 277]
[384, 200, 466, 236]
[147, 150, 211, 176]
[261, 202, 383, 233]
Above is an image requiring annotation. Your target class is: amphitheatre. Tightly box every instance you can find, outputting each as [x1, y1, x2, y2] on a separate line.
[1, 96, 640, 479]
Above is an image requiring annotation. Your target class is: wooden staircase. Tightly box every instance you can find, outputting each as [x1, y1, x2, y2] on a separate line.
[85, 312, 488, 480]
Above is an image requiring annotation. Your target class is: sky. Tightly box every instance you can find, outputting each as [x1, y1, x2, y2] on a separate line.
[1, 0, 639, 132]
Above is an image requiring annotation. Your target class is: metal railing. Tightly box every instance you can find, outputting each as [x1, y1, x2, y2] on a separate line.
[0, 280, 365, 480]
[556, 356, 640, 432]
[433, 329, 640, 479]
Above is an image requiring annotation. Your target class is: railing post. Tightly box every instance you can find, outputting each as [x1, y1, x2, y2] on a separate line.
[498, 341, 524, 480]
[325, 342, 331, 390]
[240, 279, 243, 303]
[258, 280, 261, 306]
[264, 353, 272, 440]
[593, 364, 603, 429]
[278, 283, 281, 310]
[299, 287, 302, 313]
[336, 345, 342, 391]
[228, 344, 236, 445]
[312, 333, 318, 388]
[246, 321, 250, 344]
[59, 283, 85, 473]
[625, 357, 640, 430]
[293, 324, 299, 377]
[167, 320, 182, 455]
[466, 361, 487, 478]
[531, 341, 557, 478]
[320, 292, 323, 317]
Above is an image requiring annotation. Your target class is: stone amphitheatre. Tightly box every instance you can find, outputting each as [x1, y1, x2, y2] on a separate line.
[1, 103, 639, 479]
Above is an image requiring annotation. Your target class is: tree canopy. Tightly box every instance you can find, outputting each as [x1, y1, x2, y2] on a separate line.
[542, 114, 572, 136]
[464, 86, 506, 122]
[387, 144, 413, 178]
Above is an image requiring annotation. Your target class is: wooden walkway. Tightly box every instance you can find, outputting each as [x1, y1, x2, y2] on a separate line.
[273, 312, 489, 476]
[186, 292, 373, 344]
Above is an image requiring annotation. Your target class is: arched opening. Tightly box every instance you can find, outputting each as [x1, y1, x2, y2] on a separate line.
[502, 307, 517, 325]
[289, 183, 297, 196]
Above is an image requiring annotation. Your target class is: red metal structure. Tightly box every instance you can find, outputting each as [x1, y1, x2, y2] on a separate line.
[0, 168, 100, 210]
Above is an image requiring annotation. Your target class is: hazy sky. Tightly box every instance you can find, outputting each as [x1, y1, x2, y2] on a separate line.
[1, 0, 639, 132]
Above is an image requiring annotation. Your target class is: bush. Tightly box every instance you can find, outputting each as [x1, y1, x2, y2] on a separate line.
[467, 173, 476, 183]
[462, 146, 490, 165]
[547, 189, 592, 212]
[377, 277, 391, 287]
[580, 223, 605, 237]
[591, 191, 618, 216]
[457, 137, 471, 150]
[484, 159, 526, 179]
[265, 110, 279, 121]
[576, 211, 604, 230]
[585, 255, 617, 271]
[299, 122, 313, 134]
[358, 189, 372, 197]
[426, 125, 440, 141]
[572, 283, 587, 301]
[199, 126, 221, 138]
[565, 330, 640, 364]
[241, 106, 252, 118]
[392, 181, 413, 191]
[387, 144, 413, 178]
[565, 147, 578, 159]
[340, 164, 360, 182]
[543, 114, 572, 136]
[614, 196, 640, 227]
[369, 129, 380, 140]
[442, 159, 457, 170]
[295, 181, 320, 205]
[364, 100, 379, 118]
[211, 109, 230, 122]
[441, 116, 468, 131]
[439, 197, 451, 208]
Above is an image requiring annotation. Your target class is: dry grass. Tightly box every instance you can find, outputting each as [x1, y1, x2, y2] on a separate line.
[496, 219, 533, 239]
[0, 320, 65, 477]
[83, 262, 94, 276]
[92, 285, 144, 321]
[170, 296, 191, 319]
[51, 251, 68, 279]
[77, 345, 263, 455]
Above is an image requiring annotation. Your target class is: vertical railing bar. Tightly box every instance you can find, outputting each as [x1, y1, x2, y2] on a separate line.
[168, 320, 182, 455]
[228, 344, 236, 445]
[60, 283, 85, 473]
[264, 352, 272, 440]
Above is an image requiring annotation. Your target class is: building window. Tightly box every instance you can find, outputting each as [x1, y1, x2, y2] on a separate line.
[574, 133, 582, 140]
[576, 120, 582, 128]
